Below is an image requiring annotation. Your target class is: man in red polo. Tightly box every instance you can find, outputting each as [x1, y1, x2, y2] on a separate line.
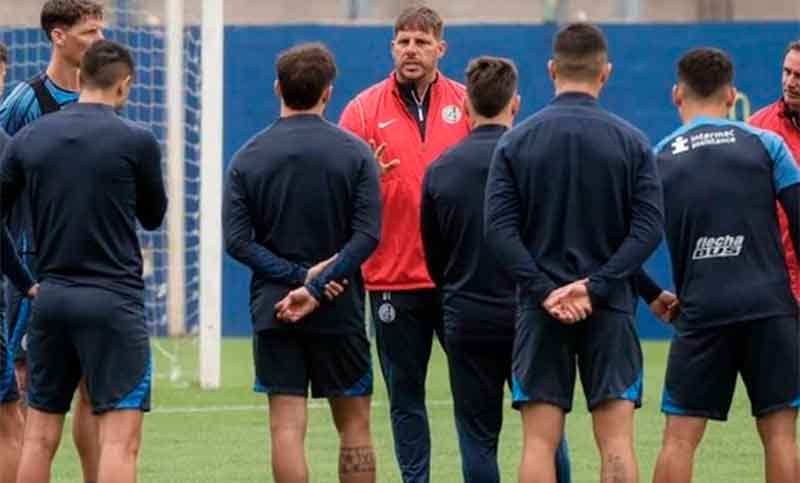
[750, 40, 800, 299]
[339, 6, 469, 482]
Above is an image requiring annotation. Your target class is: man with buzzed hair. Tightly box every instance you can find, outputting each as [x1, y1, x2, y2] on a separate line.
[648, 47, 800, 483]
[485, 23, 663, 482]
[0, 2, 105, 480]
[2, 39, 166, 483]
[421, 56, 571, 483]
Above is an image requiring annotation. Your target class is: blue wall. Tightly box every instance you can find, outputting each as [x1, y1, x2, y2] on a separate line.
[222, 22, 800, 337]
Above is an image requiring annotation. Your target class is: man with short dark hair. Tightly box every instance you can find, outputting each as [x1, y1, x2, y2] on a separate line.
[750, 40, 800, 301]
[224, 42, 381, 483]
[2, 39, 166, 483]
[421, 56, 571, 483]
[1, 0, 104, 134]
[485, 23, 663, 482]
[339, 7, 469, 481]
[648, 47, 800, 483]
[0, 2, 105, 479]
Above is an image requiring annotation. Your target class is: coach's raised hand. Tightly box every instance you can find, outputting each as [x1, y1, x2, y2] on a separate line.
[369, 138, 400, 176]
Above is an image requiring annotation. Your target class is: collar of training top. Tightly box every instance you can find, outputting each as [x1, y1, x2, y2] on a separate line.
[394, 71, 439, 101]
[780, 99, 800, 129]
[551, 91, 598, 105]
[471, 124, 508, 135]
[66, 102, 116, 113]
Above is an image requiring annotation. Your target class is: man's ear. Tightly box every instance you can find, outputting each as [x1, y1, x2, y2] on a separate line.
[724, 86, 737, 109]
[511, 93, 521, 117]
[672, 84, 682, 108]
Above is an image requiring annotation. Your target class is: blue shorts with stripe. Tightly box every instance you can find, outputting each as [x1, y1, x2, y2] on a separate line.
[662, 316, 800, 420]
[27, 282, 151, 414]
[512, 309, 643, 412]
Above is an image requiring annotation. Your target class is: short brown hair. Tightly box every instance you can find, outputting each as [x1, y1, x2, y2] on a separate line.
[276, 43, 337, 111]
[79, 39, 134, 89]
[0, 43, 8, 65]
[465, 56, 518, 118]
[394, 6, 443, 39]
[677, 47, 734, 99]
[552, 22, 608, 82]
[786, 40, 800, 56]
[41, 0, 104, 42]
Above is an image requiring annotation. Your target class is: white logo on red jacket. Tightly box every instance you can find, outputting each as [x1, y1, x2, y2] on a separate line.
[441, 105, 462, 124]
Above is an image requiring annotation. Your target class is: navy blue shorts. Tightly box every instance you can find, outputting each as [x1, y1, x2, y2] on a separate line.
[662, 316, 800, 420]
[512, 309, 642, 412]
[27, 283, 151, 414]
[253, 329, 372, 399]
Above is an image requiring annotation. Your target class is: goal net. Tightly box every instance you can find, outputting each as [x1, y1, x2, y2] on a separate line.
[0, 0, 221, 389]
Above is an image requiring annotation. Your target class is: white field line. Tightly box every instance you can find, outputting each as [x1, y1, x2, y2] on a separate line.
[149, 399, 463, 415]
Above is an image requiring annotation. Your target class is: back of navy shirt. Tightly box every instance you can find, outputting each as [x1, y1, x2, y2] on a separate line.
[655, 117, 800, 329]
[224, 114, 381, 334]
[0, 103, 167, 298]
[485, 92, 663, 313]
[421, 125, 515, 339]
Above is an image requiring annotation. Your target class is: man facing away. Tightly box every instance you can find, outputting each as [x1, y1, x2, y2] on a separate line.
[223, 43, 381, 483]
[647, 47, 800, 483]
[485, 23, 663, 483]
[0, 2, 105, 480]
[1, 39, 166, 483]
[420, 56, 571, 483]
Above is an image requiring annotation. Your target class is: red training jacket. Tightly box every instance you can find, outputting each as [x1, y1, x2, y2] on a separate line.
[750, 99, 800, 299]
[340, 72, 470, 291]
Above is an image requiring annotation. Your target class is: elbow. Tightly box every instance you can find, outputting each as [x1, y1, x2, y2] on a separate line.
[365, 234, 379, 256]
[140, 218, 163, 231]
[483, 224, 501, 251]
[224, 236, 244, 260]
[139, 199, 167, 231]
[645, 225, 664, 251]
[140, 214, 165, 231]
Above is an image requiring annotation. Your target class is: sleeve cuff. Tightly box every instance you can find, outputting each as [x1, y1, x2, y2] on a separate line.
[294, 266, 308, 286]
[305, 282, 322, 303]
[587, 277, 609, 306]
[528, 281, 559, 307]
[636, 273, 663, 304]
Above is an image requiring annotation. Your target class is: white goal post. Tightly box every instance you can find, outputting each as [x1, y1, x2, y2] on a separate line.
[198, 0, 223, 390]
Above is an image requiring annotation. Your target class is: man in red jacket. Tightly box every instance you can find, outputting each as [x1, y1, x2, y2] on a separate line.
[750, 40, 800, 299]
[339, 6, 469, 482]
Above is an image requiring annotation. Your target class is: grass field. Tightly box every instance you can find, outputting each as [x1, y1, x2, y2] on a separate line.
[46, 338, 770, 482]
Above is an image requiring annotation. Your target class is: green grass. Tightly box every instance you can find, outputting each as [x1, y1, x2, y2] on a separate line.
[47, 338, 770, 482]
